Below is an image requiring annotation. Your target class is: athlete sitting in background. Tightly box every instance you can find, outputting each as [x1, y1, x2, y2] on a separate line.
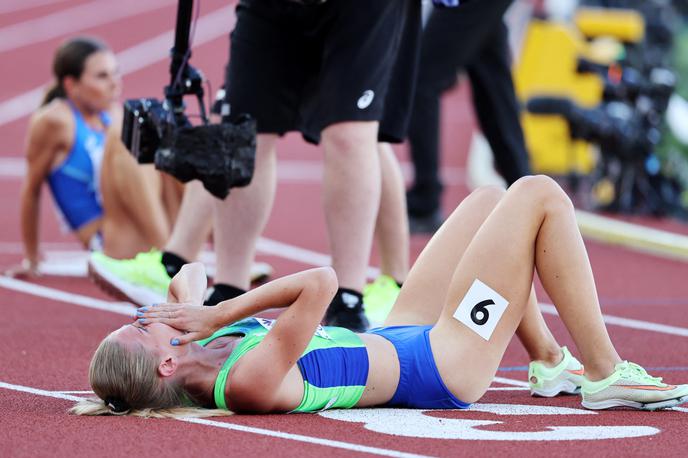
[72, 177, 688, 417]
[6, 36, 181, 278]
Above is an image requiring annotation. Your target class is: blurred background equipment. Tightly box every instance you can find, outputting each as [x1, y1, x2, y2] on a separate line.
[121, 0, 256, 199]
[515, 0, 688, 220]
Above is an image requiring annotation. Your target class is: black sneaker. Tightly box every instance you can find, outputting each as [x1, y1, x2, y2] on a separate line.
[408, 209, 444, 234]
[324, 288, 370, 332]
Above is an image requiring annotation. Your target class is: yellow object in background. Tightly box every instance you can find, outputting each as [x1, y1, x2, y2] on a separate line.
[514, 19, 602, 174]
[574, 7, 645, 43]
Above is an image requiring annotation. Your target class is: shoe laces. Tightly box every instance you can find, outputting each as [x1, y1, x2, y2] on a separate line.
[621, 361, 663, 385]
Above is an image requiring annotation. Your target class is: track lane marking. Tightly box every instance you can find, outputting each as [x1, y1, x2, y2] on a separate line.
[492, 377, 529, 388]
[0, 0, 175, 53]
[0, 0, 65, 15]
[0, 276, 135, 316]
[539, 303, 688, 338]
[0, 380, 433, 458]
[2, 238, 687, 338]
[0, 4, 234, 127]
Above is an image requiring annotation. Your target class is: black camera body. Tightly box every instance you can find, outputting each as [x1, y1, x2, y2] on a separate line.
[121, 0, 256, 200]
[122, 98, 255, 199]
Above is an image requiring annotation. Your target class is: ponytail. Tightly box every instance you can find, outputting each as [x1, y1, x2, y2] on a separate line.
[71, 336, 232, 419]
[41, 82, 66, 106]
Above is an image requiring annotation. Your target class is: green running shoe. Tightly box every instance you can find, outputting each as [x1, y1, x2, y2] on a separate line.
[581, 361, 688, 410]
[88, 250, 170, 307]
[528, 346, 585, 397]
[363, 275, 401, 326]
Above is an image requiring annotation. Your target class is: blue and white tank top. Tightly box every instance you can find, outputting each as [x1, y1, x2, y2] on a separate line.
[47, 102, 110, 231]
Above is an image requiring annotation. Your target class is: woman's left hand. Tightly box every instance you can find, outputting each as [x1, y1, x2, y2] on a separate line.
[136, 302, 221, 345]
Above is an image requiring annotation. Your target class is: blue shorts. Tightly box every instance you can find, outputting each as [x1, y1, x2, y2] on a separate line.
[366, 325, 471, 409]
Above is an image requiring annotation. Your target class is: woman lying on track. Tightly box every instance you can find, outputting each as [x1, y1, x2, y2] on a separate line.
[8, 37, 181, 277]
[72, 176, 688, 417]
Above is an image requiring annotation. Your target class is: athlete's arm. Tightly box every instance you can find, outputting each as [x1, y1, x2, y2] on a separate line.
[8, 107, 71, 276]
[139, 267, 338, 345]
[227, 266, 338, 412]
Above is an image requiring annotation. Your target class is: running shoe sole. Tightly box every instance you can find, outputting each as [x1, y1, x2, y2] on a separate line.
[582, 394, 688, 411]
[87, 259, 166, 308]
[531, 380, 581, 398]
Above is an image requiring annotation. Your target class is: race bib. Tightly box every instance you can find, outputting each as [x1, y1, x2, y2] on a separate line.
[452, 279, 509, 341]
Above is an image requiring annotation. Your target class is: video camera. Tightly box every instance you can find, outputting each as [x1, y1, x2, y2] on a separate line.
[576, 57, 675, 113]
[526, 96, 659, 161]
[121, 0, 255, 199]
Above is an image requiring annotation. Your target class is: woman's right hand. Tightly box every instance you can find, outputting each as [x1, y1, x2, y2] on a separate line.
[137, 302, 224, 345]
[4, 259, 41, 278]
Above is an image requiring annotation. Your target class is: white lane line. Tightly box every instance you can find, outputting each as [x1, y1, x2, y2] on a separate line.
[0, 241, 82, 254]
[487, 387, 529, 391]
[0, 4, 234, 127]
[0, 156, 468, 186]
[539, 303, 688, 338]
[0, 0, 174, 53]
[0, 380, 432, 458]
[492, 377, 530, 388]
[179, 417, 432, 458]
[2, 239, 688, 338]
[576, 210, 688, 262]
[0, 0, 66, 15]
[0, 381, 83, 403]
[0, 276, 135, 316]
[257, 237, 381, 279]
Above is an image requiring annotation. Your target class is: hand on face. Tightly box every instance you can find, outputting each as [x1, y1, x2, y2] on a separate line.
[136, 302, 220, 346]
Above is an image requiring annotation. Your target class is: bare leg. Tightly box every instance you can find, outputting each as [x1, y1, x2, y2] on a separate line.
[213, 134, 277, 289]
[374, 143, 409, 282]
[100, 134, 172, 258]
[517, 287, 564, 365]
[386, 185, 564, 364]
[165, 180, 214, 262]
[321, 122, 380, 291]
[385, 186, 507, 326]
[429, 176, 620, 403]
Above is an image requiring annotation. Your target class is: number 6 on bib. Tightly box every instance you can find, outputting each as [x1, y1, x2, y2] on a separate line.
[453, 279, 509, 341]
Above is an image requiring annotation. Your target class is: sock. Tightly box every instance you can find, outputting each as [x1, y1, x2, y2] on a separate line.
[204, 283, 246, 306]
[161, 251, 189, 279]
[330, 287, 364, 311]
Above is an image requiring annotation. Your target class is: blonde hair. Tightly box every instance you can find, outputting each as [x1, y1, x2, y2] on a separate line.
[69, 336, 230, 419]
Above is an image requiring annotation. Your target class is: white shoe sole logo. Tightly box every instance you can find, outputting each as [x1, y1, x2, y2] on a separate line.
[357, 90, 375, 109]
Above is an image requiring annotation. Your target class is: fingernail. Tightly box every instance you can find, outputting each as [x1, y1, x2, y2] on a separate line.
[139, 307, 148, 313]
[151, 303, 160, 307]
[136, 310, 144, 317]
[171, 338, 179, 346]
[138, 318, 147, 324]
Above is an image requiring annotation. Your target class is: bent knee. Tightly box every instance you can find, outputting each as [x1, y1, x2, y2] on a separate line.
[322, 121, 379, 153]
[464, 185, 506, 211]
[510, 175, 573, 211]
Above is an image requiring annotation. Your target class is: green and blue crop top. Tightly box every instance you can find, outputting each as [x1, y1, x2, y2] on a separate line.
[196, 317, 369, 413]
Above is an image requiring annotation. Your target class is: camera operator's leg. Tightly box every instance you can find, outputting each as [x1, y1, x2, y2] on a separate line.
[364, 142, 409, 325]
[212, 133, 278, 293]
[164, 180, 213, 265]
[100, 133, 172, 259]
[321, 121, 380, 331]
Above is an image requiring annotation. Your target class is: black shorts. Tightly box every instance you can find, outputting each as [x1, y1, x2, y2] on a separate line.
[225, 0, 421, 144]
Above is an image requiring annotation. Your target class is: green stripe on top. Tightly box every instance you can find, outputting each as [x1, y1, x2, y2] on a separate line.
[196, 317, 368, 412]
